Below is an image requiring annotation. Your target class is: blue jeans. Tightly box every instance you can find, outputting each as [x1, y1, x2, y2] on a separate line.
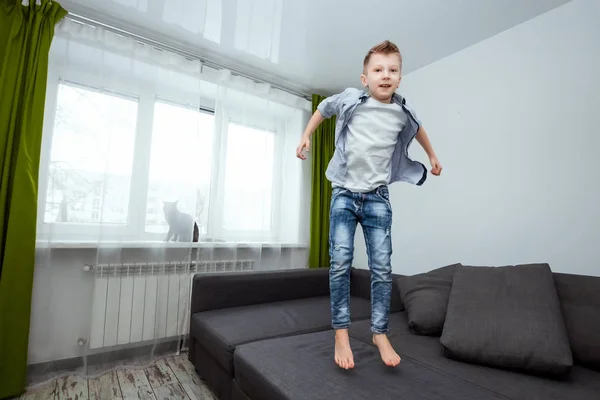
[329, 185, 393, 334]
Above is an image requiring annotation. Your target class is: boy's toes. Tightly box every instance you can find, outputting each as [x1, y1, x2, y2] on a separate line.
[336, 356, 354, 369]
[386, 355, 401, 367]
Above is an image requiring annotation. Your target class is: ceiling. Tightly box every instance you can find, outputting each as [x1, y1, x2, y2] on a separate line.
[58, 0, 572, 96]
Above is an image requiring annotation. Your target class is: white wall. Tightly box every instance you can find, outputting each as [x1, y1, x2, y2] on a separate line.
[353, 0, 600, 277]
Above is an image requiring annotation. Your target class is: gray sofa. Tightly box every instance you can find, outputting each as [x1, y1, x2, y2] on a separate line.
[188, 264, 600, 400]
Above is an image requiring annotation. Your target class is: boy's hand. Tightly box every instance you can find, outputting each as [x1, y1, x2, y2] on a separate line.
[296, 136, 310, 160]
[430, 156, 442, 176]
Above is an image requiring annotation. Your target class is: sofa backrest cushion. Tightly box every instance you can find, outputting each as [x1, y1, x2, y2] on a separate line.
[554, 272, 600, 370]
[440, 263, 573, 378]
[396, 263, 461, 335]
[191, 268, 330, 313]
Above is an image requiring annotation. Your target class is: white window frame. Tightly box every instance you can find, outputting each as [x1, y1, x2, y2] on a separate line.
[37, 65, 285, 244]
[207, 108, 284, 242]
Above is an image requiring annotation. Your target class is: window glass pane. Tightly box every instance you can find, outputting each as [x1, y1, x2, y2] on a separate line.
[223, 123, 274, 232]
[44, 83, 137, 225]
[146, 101, 214, 238]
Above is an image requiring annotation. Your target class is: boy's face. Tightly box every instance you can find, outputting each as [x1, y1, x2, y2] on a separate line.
[361, 52, 402, 103]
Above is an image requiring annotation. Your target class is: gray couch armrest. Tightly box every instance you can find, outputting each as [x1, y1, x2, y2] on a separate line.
[351, 267, 405, 312]
[191, 267, 330, 314]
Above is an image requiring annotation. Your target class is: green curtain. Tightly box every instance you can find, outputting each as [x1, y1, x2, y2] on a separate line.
[0, 1, 66, 398]
[308, 94, 336, 269]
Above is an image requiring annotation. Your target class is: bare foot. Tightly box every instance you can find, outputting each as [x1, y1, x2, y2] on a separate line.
[373, 334, 401, 367]
[334, 329, 355, 369]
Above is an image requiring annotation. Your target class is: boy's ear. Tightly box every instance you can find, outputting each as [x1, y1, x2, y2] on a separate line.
[360, 73, 368, 87]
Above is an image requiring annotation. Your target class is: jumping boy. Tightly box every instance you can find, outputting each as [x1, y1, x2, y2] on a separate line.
[296, 40, 442, 369]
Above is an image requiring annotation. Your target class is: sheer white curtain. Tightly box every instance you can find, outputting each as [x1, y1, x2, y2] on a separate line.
[28, 17, 311, 387]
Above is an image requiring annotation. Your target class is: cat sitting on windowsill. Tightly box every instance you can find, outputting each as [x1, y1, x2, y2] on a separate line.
[163, 201, 199, 243]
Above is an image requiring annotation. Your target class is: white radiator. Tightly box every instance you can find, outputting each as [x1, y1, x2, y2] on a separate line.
[87, 260, 254, 349]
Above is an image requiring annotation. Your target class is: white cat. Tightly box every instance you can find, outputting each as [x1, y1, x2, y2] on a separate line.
[163, 201, 199, 242]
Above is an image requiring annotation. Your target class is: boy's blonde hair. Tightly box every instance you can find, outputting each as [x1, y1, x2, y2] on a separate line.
[363, 40, 402, 72]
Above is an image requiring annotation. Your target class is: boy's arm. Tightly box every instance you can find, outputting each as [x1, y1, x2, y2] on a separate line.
[403, 97, 442, 176]
[415, 125, 435, 158]
[302, 110, 325, 140]
[296, 110, 324, 160]
[416, 125, 443, 176]
[296, 91, 345, 160]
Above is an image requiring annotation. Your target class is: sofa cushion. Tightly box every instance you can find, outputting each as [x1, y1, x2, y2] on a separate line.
[190, 295, 371, 373]
[396, 263, 460, 335]
[439, 264, 573, 378]
[554, 272, 600, 370]
[234, 330, 507, 400]
[191, 268, 330, 313]
[350, 312, 600, 400]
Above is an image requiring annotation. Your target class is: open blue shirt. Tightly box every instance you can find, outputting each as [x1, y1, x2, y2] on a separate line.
[317, 88, 427, 188]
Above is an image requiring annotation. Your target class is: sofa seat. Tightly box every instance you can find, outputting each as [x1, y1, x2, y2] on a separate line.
[349, 312, 600, 400]
[190, 295, 371, 374]
[233, 330, 507, 400]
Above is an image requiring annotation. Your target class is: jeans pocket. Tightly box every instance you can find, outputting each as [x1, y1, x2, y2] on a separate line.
[376, 186, 390, 201]
[331, 187, 347, 199]
[375, 186, 392, 212]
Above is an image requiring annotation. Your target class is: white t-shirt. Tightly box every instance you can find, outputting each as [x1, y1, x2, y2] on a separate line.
[341, 97, 407, 192]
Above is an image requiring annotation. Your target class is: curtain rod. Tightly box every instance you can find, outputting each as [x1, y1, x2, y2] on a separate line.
[65, 13, 313, 101]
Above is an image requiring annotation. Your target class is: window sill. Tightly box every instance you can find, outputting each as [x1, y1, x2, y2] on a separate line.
[35, 240, 308, 250]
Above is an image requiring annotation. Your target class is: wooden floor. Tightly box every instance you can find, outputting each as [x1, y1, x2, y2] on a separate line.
[17, 353, 217, 400]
